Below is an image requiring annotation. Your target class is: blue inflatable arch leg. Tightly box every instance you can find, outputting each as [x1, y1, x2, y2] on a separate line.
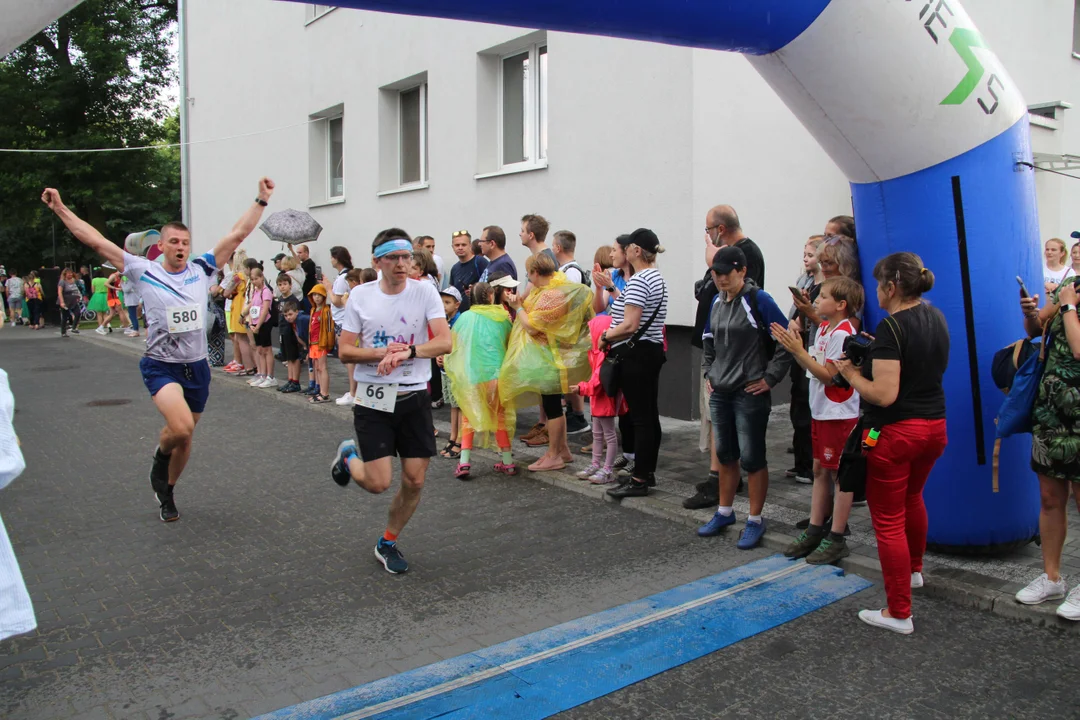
[292, 0, 1041, 549]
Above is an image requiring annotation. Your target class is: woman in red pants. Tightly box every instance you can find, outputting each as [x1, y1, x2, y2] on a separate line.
[835, 252, 949, 635]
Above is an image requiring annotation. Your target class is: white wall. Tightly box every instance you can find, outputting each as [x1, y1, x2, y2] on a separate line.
[186, 0, 1080, 323]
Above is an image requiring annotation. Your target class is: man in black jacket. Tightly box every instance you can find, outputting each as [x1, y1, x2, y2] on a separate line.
[705, 205, 764, 288]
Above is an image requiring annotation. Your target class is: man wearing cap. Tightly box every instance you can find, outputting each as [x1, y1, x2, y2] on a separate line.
[329, 228, 452, 575]
[705, 205, 765, 288]
[478, 226, 518, 283]
[696, 245, 792, 549]
[448, 230, 488, 312]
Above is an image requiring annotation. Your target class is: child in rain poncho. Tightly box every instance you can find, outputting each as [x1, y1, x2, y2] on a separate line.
[444, 283, 516, 480]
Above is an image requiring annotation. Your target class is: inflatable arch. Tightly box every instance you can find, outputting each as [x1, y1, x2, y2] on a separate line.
[295, 0, 1041, 550]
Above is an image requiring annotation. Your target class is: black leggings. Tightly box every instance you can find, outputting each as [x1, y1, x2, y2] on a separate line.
[619, 341, 665, 479]
[619, 412, 635, 455]
[541, 393, 563, 419]
[60, 306, 79, 334]
[27, 298, 43, 326]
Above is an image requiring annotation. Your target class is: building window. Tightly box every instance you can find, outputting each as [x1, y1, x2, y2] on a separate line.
[309, 106, 344, 205]
[378, 73, 429, 195]
[306, 5, 335, 23]
[399, 84, 427, 186]
[500, 43, 547, 167]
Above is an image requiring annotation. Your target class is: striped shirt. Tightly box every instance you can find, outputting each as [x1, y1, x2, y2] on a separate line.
[611, 268, 667, 346]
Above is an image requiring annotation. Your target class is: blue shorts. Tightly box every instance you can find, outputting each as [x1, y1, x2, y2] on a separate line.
[139, 357, 211, 414]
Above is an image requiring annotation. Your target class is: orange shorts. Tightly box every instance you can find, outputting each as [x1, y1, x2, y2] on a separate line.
[308, 346, 328, 360]
[107, 298, 121, 308]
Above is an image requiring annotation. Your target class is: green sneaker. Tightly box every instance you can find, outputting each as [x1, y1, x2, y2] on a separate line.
[805, 536, 851, 565]
[783, 531, 823, 559]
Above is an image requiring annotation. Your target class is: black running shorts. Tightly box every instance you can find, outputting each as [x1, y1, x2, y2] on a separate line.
[280, 320, 300, 361]
[353, 390, 437, 462]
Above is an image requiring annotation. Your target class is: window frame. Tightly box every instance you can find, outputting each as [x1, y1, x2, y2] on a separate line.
[497, 42, 547, 171]
[326, 115, 344, 200]
[306, 4, 336, 24]
[397, 82, 428, 188]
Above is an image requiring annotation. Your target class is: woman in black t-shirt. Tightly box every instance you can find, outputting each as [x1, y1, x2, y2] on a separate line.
[835, 252, 949, 636]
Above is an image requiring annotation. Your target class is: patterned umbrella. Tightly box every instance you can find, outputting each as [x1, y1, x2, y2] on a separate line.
[259, 209, 323, 245]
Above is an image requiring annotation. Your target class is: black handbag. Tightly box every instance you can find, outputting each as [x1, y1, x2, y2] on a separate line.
[599, 289, 666, 397]
[836, 419, 867, 494]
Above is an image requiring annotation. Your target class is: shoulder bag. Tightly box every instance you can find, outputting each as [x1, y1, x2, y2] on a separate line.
[599, 287, 666, 398]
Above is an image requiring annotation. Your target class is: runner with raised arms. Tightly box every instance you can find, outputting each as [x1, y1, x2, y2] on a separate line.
[42, 178, 276, 522]
[330, 228, 452, 574]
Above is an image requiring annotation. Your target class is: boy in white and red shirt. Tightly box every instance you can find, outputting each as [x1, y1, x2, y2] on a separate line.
[771, 276, 865, 565]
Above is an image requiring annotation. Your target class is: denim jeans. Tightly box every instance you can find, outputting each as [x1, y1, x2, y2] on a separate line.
[709, 388, 772, 473]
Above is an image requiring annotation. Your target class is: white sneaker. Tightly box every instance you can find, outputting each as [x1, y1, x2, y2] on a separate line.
[335, 392, 355, 406]
[95, 326, 108, 336]
[911, 572, 924, 589]
[858, 609, 913, 635]
[258, 377, 276, 388]
[247, 375, 265, 386]
[1015, 573, 1067, 605]
[1056, 585, 1080, 621]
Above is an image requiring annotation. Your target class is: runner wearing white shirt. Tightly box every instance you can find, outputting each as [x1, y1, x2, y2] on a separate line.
[42, 178, 275, 522]
[330, 228, 452, 574]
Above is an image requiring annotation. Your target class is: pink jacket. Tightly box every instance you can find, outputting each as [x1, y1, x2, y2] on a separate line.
[577, 314, 628, 418]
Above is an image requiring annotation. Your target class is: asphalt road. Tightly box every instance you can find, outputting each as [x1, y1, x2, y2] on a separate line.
[0, 332, 1077, 720]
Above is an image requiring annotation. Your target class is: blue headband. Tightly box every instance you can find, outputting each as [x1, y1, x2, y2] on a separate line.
[374, 239, 414, 258]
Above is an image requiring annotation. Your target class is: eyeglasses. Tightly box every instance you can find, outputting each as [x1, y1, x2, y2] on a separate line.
[452, 230, 470, 238]
[705, 224, 721, 234]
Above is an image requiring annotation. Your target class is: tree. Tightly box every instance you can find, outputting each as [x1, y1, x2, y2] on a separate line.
[0, 0, 179, 273]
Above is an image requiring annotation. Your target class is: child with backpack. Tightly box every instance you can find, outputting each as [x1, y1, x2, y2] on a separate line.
[772, 276, 865, 564]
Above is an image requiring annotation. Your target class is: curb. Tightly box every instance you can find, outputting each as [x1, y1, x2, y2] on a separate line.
[72, 332, 1079, 632]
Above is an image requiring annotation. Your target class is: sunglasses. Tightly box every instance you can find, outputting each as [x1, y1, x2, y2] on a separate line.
[452, 230, 471, 238]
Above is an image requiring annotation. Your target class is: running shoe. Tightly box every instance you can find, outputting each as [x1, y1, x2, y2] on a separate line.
[805, 536, 850, 565]
[279, 381, 301, 393]
[159, 493, 179, 523]
[149, 446, 171, 501]
[697, 511, 737, 537]
[1057, 585, 1080, 621]
[71, 328, 80, 334]
[783, 530, 823, 559]
[223, 361, 242, 372]
[375, 539, 408, 574]
[225, 364, 246, 375]
[1015, 573, 1067, 605]
[519, 423, 545, 441]
[335, 392, 355, 406]
[247, 374, 265, 386]
[95, 326, 108, 336]
[331, 440, 357, 487]
[257, 377, 276, 388]
[589, 469, 617, 485]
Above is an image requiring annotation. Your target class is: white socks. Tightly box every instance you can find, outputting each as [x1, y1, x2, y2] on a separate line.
[716, 506, 733, 516]
[748, 514, 762, 524]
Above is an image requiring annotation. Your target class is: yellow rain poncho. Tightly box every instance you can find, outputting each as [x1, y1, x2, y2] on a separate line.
[445, 305, 515, 449]
[498, 272, 594, 409]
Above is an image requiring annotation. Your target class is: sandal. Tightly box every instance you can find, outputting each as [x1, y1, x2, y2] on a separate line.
[440, 441, 461, 459]
[309, 393, 330, 404]
[454, 463, 472, 481]
[494, 462, 518, 476]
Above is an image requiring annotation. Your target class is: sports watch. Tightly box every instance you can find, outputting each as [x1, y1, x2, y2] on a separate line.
[1062, 304, 1077, 315]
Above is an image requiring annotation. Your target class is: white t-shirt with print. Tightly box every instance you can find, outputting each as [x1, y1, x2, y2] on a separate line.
[341, 278, 445, 391]
[330, 270, 350, 325]
[808, 319, 861, 421]
[1044, 264, 1075, 288]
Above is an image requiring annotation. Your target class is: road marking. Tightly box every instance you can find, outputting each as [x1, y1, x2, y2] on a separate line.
[257, 555, 871, 720]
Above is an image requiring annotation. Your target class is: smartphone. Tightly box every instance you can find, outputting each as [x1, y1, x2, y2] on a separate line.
[1016, 276, 1029, 298]
[315, 265, 323, 279]
[788, 286, 803, 299]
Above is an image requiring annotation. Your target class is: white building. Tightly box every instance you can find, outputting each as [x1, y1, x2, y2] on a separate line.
[182, 0, 1080, 418]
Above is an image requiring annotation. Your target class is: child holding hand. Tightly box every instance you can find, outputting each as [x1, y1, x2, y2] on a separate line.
[771, 276, 865, 565]
[573, 313, 627, 484]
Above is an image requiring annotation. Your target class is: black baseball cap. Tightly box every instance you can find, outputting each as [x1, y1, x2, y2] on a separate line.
[1070, 231, 1080, 240]
[617, 228, 661, 254]
[272, 252, 287, 262]
[711, 245, 747, 275]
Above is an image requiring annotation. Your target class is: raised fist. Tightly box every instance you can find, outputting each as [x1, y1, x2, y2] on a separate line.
[258, 177, 276, 201]
[41, 188, 64, 211]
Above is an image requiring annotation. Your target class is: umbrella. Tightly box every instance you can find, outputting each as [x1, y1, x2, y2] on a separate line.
[259, 209, 323, 245]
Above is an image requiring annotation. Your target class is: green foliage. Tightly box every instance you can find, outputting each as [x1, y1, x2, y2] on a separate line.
[0, 0, 179, 273]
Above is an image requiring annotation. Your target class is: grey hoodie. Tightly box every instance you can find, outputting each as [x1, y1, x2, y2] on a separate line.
[702, 280, 793, 393]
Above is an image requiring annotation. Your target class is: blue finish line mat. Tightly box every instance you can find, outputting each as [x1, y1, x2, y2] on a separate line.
[257, 555, 871, 720]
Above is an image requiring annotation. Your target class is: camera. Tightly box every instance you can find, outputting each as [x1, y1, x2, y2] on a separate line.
[842, 334, 873, 367]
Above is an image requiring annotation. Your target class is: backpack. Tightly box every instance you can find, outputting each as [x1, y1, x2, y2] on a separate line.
[562, 261, 591, 288]
[743, 287, 776, 361]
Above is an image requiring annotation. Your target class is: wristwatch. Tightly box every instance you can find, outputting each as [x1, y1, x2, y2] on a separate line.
[255, 197, 268, 206]
[408, 345, 417, 359]
[1062, 304, 1077, 315]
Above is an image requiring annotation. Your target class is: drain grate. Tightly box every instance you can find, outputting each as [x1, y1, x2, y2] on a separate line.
[85, 399, 132, 407]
